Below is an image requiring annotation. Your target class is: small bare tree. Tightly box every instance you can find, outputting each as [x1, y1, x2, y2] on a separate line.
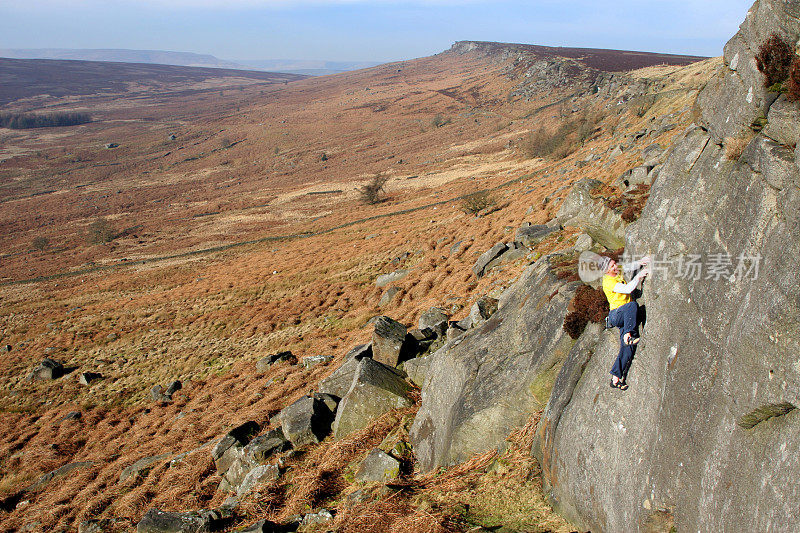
[359, 174, 389, 204]
[87, 217, 116, 244]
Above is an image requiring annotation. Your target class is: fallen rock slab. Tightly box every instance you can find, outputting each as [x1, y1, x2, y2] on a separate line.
[120, 454, 171, 482]
[256, 351, 296, 371]
[332, 358, 411, 439]
[136, 508, 220, 533]
[472, 242, 508, 278]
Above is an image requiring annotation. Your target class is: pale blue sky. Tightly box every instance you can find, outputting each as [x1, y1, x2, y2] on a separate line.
[1, 0, 754, 62]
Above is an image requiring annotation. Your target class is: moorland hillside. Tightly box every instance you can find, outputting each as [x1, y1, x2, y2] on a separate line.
[0, 16, 786, 531]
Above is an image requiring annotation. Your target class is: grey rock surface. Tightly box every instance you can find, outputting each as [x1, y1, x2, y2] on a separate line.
[556, 178, 626, 249]
[515, 222, 559, 247]
[472, 242, 508, 278]
[31, 358, 64, 380]
[136, 508, 219, 533]
[256, 351, 296, 372]
[378, 286, 400, 307]
[418, 307, 449, 337]
[120, 454, 171, 482]
[236, 464, 280, 498]
[79, 372, 102, 386]
[372, 316, 408, 367]
[537, 4, 800, 531]
[278, 396, 333, 448]
[468, 296, 499, 328]
[355, 448, 401, 483]
[319, 357, 361, 399]
[763, 94, 800, 148]
[410, 257, 576, 471]
[332, 358, 412, 439]
[243, 428, 290, 463]
[344, 343, 372, 361]
[376, 269, 410, 287]
[301, 355, 333, 369]
[212, 421, 260, 477]
[28, 461, 95, 491]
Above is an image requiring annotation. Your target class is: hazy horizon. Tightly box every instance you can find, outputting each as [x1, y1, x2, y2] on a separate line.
[1, 1, 753, 63]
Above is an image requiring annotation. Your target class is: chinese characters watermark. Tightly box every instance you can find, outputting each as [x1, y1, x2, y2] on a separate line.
[578, 251, 761, 283]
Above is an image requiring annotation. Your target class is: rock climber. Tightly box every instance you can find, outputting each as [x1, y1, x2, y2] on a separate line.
[600, 255, 650, 390]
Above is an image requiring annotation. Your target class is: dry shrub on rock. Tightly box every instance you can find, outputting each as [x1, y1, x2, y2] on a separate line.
[564, 285, 609, 339]
[755, 33, 794, 89]
[787, 56, 800, 102]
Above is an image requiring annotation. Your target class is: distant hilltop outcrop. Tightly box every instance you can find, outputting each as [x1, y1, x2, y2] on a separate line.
[449, 40, 707, 72]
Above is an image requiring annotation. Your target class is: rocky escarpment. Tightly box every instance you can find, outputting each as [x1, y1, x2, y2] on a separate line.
[417, 1, 800, 531]
[537, 1, 800, 531]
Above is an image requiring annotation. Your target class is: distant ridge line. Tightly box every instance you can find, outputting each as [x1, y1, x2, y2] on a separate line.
[449, 40, 708, 71]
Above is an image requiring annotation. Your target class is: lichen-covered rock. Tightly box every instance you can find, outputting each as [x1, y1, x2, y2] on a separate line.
[28, 461, 95, 491]
[212, 421, 260, 481]
[79, 372, 102, 386]
[617, 164, 655, 190]
[243, 428, 290, 463]
[418, 307, 449, 337]
[332, 358, 411, 439]
[556, 178, 626, 249]
[236, 464, 280, 498]
[410, 257, 577, 471]
[318, 357, 361, 399]
[763, 94, 800, 148]
[256, 351, 296, 371]
[468, 296, 499, 328]
[355, 449, 401, 483]
[301, 355, 333, 368]
[515, 222, 559, 247]
[376, 269, 410, 287]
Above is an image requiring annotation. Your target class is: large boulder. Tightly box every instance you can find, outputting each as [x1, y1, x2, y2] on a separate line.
[318, 357, 361, 399]
[371, 316, 409, 367]
[537, 4, 800, 531]
[556, 178, 627, 249]
[278, 396, 334, 448]
[695, 0, 794, 142]
[410, 257, 578, 471]
[332, 358, 412, 439]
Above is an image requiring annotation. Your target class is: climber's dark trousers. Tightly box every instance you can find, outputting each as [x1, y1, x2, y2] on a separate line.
[608, 301, 639, 380]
